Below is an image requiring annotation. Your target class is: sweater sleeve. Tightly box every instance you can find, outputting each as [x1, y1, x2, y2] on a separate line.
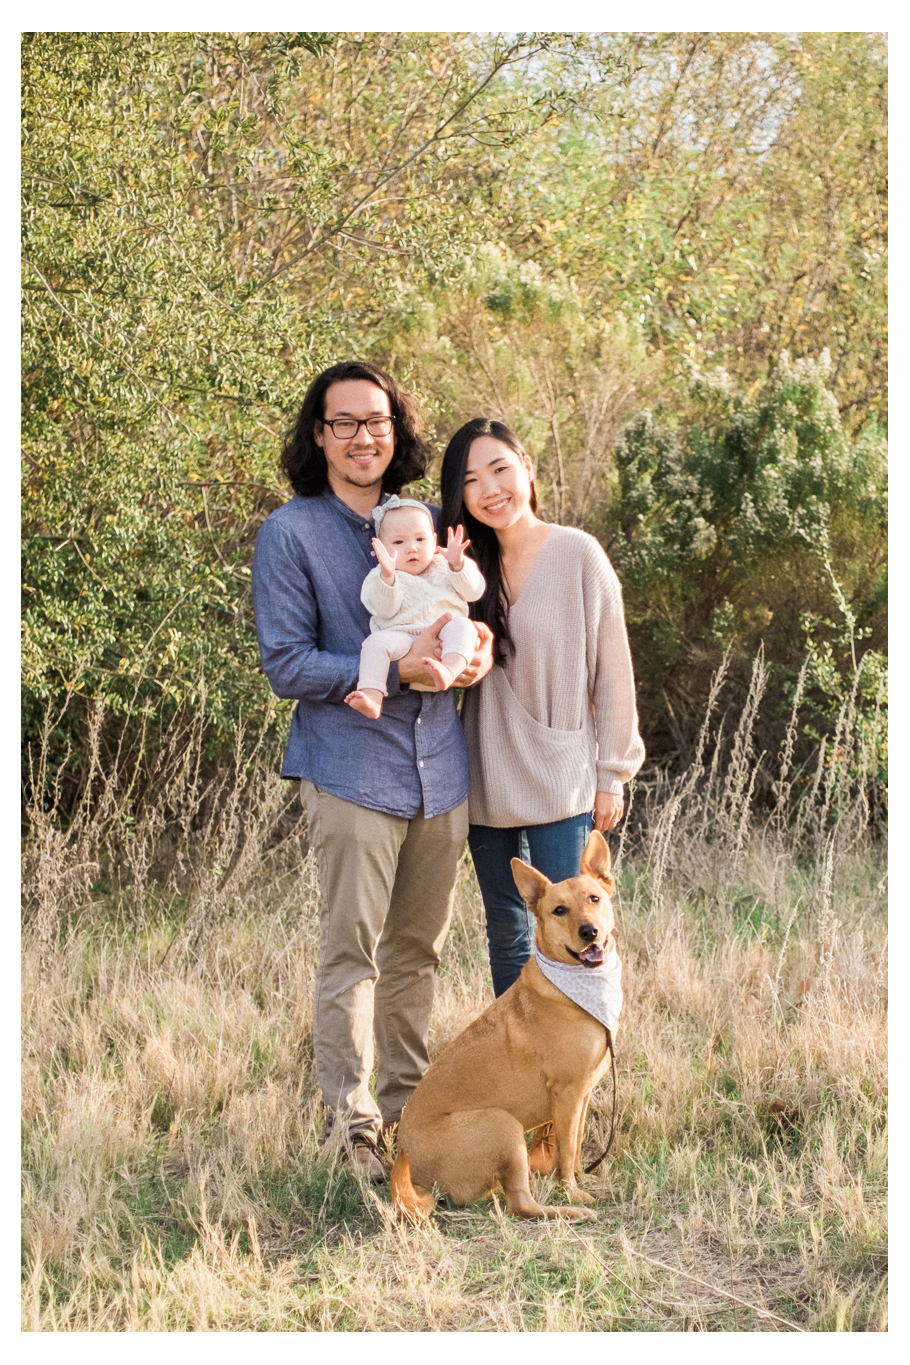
[582, 542, 646, 793]
[361, 567, 403, 621]
[445, 557, 486, 604]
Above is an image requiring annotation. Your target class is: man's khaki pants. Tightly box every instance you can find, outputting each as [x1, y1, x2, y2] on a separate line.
[300, 780, 468, 1141]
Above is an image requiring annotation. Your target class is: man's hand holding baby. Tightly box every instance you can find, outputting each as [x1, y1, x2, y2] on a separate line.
[398, 613, 453, 688]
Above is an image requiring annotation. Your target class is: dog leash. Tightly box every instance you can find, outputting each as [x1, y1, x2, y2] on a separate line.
[583, 1028, 617, 1174]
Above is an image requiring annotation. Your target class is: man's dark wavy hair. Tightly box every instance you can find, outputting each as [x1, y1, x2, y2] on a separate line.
[439, 418, 539, 667]
[280, 360, 429, 497]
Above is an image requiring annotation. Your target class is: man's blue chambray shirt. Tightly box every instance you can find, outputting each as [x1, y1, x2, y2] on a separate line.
[251, 490, 470, 820]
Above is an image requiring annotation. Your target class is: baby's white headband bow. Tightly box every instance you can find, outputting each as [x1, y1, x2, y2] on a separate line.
[372, 495, 434, 538]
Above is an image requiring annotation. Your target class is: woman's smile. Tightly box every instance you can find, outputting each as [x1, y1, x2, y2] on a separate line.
[463, 436, 535, 530]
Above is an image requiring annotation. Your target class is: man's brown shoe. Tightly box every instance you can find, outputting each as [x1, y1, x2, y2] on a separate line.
[349, 1134, 387, 1182]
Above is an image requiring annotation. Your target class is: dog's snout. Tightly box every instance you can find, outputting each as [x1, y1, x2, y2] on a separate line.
[578, 921, 599, 943]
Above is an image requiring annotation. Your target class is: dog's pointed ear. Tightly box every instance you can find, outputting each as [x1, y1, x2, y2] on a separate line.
[511, 858, 551, 915]
[580, 830, 614, 890]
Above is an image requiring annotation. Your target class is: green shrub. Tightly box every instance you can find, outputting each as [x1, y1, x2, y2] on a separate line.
[609, 352, 886, 787]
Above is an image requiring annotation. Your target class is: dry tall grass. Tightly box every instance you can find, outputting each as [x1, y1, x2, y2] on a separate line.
[21, 659, 886, 1331]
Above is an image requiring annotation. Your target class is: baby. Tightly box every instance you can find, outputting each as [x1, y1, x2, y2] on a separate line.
[345, 496, 486, 719]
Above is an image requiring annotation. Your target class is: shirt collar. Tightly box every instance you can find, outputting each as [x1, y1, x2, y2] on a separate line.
[320, 487, 391, 527]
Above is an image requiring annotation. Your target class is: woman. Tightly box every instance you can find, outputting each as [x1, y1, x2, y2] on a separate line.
[440, 418, 645, 998]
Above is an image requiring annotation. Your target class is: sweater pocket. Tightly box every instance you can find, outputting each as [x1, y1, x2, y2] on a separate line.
[471, 667, 597, 825]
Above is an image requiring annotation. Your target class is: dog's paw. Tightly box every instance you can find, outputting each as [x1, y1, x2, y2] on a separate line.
[560, 1185, 595, 1205]
[561, 1205, 598, 1223]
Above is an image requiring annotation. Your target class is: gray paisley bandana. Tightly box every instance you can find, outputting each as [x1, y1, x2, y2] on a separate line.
[535, 945, 623, 1032]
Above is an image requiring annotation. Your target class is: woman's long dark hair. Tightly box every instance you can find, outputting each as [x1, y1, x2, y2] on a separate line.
[439, 418, 539, 666]
[281, 360, 429, 497]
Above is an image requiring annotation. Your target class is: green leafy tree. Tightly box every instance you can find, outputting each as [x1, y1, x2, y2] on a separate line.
[611, 351, 886, 758]
[480, 32, 887, 426]
[22, 31, 584, 772]
[22, 31, 886, 805]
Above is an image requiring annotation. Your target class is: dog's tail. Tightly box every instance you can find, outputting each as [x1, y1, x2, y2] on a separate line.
[390, 1150, 435, 1225]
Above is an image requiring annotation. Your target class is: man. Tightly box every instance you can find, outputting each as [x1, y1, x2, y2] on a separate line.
[252, 361, 493, 1180]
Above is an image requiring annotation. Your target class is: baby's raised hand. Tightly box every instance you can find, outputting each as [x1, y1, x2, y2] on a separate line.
[373, 537, 397, 583]
[444, 524, 472, 571]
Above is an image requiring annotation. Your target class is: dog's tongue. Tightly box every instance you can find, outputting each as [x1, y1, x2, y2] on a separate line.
[578, 944, 604, 966]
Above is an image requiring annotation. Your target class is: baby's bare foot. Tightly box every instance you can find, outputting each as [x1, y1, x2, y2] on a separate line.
[422, 657, 459, 692]
[345, 689, 383, 719]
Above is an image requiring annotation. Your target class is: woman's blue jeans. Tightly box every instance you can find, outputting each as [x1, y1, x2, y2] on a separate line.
[468, 812, 595, 998]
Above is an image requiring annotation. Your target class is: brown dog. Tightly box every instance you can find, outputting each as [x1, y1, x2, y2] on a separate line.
[391, 830, 616, 1223]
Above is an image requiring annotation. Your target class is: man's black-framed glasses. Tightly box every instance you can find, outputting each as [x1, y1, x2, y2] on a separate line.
[321, 416, 395, 439]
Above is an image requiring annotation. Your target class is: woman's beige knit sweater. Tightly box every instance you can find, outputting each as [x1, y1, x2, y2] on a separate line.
[461, 524, 645, 827]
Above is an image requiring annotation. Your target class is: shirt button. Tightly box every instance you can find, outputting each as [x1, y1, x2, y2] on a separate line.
[363, 523, 370, 530]
[419, 761, 424, 767]
[370, 551, 376, 557]
[416, 717, 421, 724]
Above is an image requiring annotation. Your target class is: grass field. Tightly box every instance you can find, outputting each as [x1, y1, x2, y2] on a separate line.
[22, 678, 887, 1331]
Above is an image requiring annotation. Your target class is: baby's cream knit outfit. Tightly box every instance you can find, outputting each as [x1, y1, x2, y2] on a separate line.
[361, 554, 485, 634]
[462, 525, 644, 826]
[358, 554, 486, 696]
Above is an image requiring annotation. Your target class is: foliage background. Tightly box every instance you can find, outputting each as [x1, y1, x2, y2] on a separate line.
[21, 31, 887, 802]
[20, 34, 888, 1330]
